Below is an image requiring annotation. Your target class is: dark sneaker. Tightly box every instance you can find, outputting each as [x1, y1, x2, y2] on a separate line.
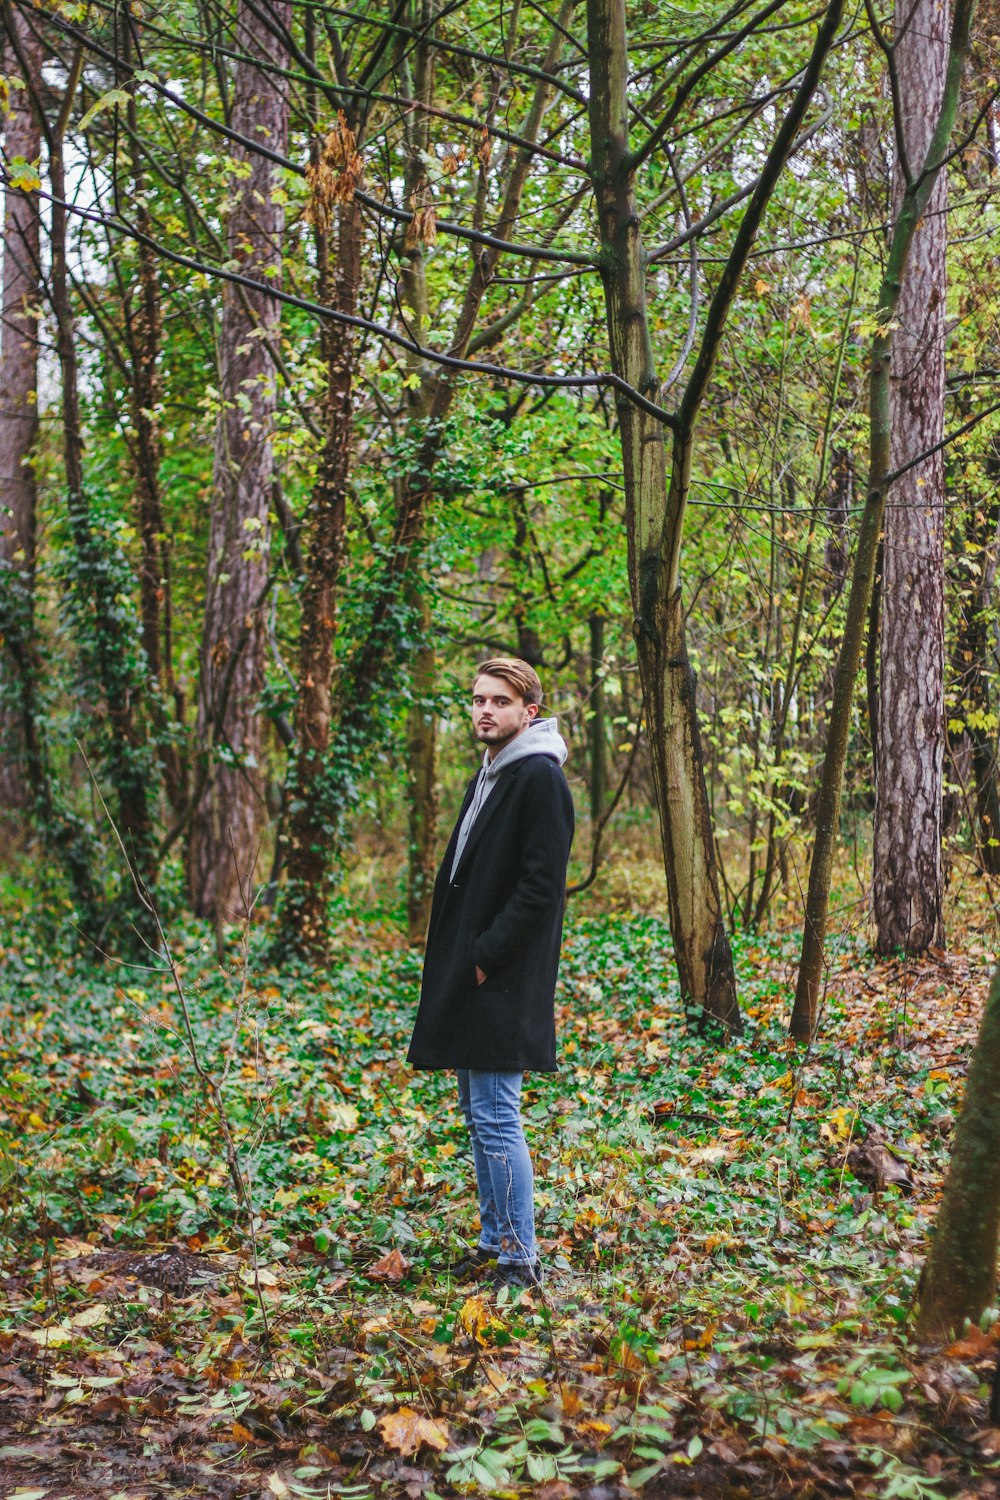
[489, 1260, 543, 1290]
[438, 1246, 496, 1278]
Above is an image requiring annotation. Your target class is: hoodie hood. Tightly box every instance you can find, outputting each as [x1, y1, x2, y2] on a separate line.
[483, 716, 568, 780]
[449, 717, 568, 881]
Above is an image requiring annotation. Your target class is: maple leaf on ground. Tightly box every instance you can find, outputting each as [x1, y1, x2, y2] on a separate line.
[378, 1405, 450, 1455]
[946, 1325, 999, 1358]
[368, 1248, 409, 1282]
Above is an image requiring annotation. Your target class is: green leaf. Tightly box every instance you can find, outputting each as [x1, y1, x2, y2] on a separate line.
[78, 87, 132, 131]
[6, 156, 41, 192]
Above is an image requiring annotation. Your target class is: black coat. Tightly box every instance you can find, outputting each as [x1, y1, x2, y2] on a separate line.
[407, 753, 575, 1072]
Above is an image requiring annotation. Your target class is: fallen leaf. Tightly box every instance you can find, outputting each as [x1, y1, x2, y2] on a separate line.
[459, 1293, 504, 1345]
[559, 1383, 582, 1415]
[71, 1304, 108, 1329]
[946, 1325, 998, 1358]
[250, 1266, 280, 1288]
[378, 1405, 450, 1455]
[368, 1248, 409, 1282]
[20, 1326, 72, 1349]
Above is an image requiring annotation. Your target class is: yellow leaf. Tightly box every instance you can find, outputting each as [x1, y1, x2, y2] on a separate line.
[21, 1325, 72, 1348]
[459, 1293, 505, 1346]
[559, 1383, 582, 1415]
[378, 1406, 450, 1455]
[250, 1266, 280, 1287]
[820, 1105, 857, 1145]
[70, 1304, 108, 1329]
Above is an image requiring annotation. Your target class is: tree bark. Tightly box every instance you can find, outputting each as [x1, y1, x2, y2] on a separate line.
[0, 10, 44, 814]
[915, 963, 1000, 1340]
[954, 484, 1000, 875]
[187, 0, 290, 921]
[279, 185, 362, 949]
[790, 0, 976, 1039]
[588, 610, 608, 823]
[400, 12, 439, 949]
[405, 586, 438, 945]
[873, 0, 949, 954]
[47, 48, 158, 927]
[120, 10, 184, 812]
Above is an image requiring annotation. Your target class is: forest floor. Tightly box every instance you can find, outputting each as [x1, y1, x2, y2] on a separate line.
[1, 897, 999, 1500]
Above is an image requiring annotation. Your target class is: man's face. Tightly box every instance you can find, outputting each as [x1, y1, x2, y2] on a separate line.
[471, 674, 538, 756]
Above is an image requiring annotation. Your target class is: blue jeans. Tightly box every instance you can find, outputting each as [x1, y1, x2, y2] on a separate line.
[456, 1069, 536, 1266]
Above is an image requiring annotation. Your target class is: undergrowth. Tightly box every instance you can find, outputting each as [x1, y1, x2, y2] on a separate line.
[0, 900, 998, 1498]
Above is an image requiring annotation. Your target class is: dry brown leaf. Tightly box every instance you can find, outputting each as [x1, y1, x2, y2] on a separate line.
[378, 1405, 450, 1456]
[946, 1324, 999, 1358]
[368, 1248, 409, 1282]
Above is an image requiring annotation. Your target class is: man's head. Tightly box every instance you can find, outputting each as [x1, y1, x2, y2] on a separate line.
[472, 657, 542, 758]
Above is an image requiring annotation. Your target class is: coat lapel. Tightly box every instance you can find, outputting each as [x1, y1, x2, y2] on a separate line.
[450, 764, 519, 883]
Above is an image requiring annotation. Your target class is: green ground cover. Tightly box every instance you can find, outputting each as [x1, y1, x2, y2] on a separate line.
[0, 906, 998, 1497]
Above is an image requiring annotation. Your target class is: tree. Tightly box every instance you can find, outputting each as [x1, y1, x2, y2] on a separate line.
[585, 0, 846, 1032]
[791, 0, 977, 1040]
[915, 962, 1000, 1340]
[872, 0, 949, 955]
[0, 4, 43, 815]
[186, 0, 291, 922]
[275, 1, 578, 953]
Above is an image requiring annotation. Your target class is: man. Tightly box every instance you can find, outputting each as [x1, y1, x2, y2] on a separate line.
[407, 657, 574, 1287]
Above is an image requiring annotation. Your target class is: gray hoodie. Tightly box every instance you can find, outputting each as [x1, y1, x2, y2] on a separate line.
[450, 717, 568, 882]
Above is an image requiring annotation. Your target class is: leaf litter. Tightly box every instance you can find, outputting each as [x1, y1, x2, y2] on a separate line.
[0, 909, 999, 1497]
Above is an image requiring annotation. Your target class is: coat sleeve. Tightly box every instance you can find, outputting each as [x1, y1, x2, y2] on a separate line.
[471, 764, 574, 975]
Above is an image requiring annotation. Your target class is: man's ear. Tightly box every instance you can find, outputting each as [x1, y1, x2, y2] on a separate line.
[525, 702, 540, 722]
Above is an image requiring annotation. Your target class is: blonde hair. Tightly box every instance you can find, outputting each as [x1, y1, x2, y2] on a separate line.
[475, 657, 542, 708]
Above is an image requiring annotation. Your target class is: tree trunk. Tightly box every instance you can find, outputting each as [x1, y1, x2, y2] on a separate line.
[0, 11, 44, 814]
[637, 588, 740, 1028]
[588, 610, 608, 823]
[276, 5, 568, 951]
[120, 13, 184, 812]
[187, 0, 290, 922]
[915, 963, 1000, 1340]
[790, 0, 975, 1039]
[47, 49, 159, 930]
[586, 0, 739, 1032]
[0, 27, 98, 925]
[952, 470, 1000, 875]
[279, 186, 362, 949]
[400, 15, 439, 949]
[587, 0, 844, 1030]
[405, 586, 438, 945]
[873, 0, 948, 954]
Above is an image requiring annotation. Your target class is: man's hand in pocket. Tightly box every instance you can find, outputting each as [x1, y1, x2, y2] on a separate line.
[475, 965, 487, 986]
